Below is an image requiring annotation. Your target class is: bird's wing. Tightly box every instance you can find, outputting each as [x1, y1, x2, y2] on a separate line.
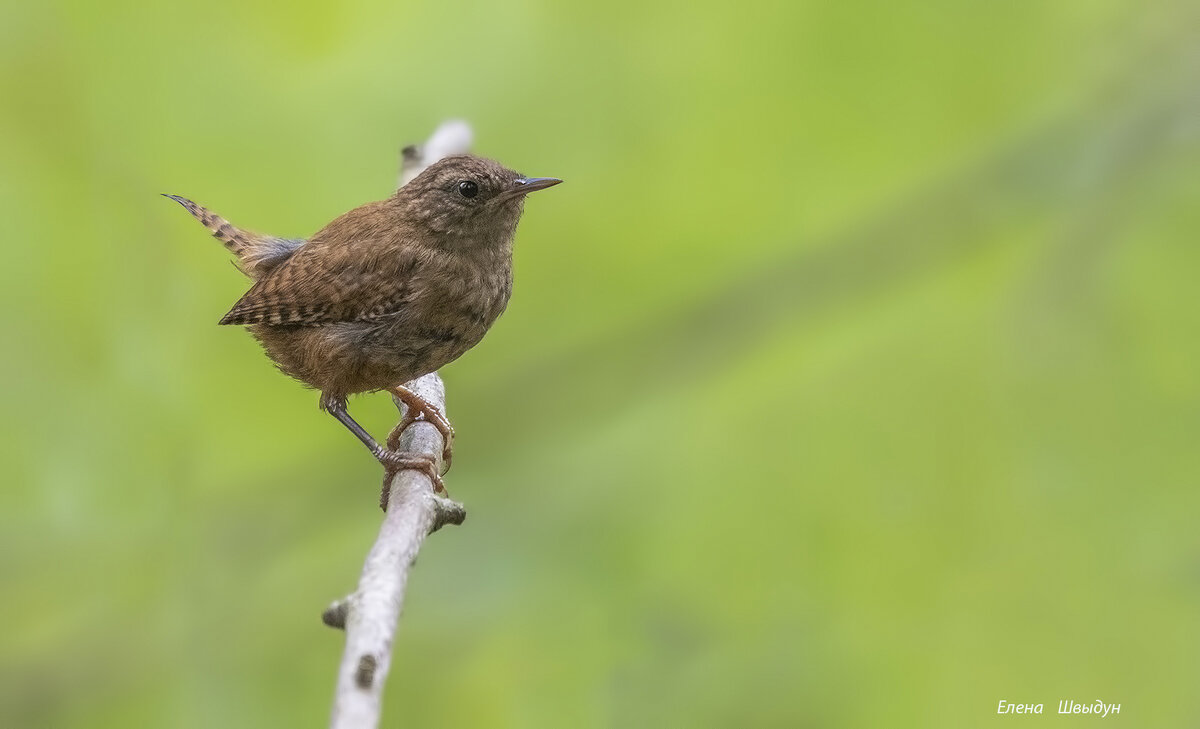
[218, 239, 420, 326]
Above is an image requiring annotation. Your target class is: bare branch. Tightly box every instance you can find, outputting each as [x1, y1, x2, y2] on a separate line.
[327, 372, 466, 729]
[328, 121, 473, 729]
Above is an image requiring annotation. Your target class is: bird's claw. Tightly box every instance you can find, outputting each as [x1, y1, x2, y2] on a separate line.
[375, 449, 447, 510]
[387, 387, 455, 472]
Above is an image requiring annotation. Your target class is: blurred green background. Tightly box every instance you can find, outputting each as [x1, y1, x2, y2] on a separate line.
[2, 0, 1198, 726]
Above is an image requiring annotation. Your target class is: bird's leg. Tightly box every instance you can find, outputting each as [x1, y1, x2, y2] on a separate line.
[386, 385, 455, 472]
[320, 393, 446, 500]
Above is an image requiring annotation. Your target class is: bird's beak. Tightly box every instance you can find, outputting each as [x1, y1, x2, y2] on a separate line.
[513, 177, 562, 194]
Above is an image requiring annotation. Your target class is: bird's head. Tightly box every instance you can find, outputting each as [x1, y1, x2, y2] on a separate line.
[398, 155, 561, 247]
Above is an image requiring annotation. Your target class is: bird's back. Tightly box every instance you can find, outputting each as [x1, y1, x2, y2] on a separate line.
[219, 200, 417, 327]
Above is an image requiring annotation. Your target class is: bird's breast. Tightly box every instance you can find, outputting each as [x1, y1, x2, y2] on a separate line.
[392, 253, 512, 358]
[444, 261, 512, 342]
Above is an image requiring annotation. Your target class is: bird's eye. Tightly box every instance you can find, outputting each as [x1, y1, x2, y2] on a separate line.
[458, 180, 479, 199]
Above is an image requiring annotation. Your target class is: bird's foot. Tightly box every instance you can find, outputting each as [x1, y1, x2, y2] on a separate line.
[388, 385, 455, 472]
[374, 449, 447, 510]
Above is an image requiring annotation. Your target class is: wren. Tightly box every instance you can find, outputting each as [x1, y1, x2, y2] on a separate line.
[166, 155, 561, 490]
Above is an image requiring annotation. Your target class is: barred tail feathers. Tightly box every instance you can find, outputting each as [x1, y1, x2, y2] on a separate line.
[162, 194, 303, 277]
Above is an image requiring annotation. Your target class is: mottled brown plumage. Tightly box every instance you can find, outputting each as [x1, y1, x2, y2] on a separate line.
[166, 155, 560, 486]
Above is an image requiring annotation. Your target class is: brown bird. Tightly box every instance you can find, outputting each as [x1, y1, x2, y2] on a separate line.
[166, 155, 561, 492]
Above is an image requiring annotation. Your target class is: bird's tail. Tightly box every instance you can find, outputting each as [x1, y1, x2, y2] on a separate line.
[162, 194, 303, 278]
